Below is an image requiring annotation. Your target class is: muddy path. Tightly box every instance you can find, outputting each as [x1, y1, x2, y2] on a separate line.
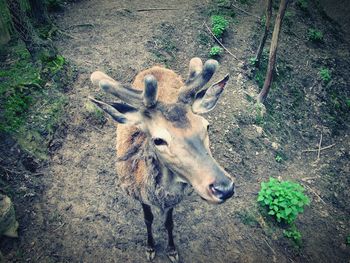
[2, 0, 350, 262]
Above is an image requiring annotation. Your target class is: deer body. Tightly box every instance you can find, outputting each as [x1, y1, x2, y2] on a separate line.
[90, 58, 235, 262]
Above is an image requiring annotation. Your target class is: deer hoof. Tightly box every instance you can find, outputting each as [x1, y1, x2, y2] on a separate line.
[146, 246, 156, 261]
[166, 247, 179, 263]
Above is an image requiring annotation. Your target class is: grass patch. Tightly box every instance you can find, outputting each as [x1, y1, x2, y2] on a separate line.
[308, 28, 323, 42]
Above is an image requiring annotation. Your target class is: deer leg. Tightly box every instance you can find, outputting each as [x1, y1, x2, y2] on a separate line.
[164, 208, 179, 263]
[142, 203, 156, 261]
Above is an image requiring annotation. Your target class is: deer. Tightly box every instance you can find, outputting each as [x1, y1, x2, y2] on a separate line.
[89, 57, 235, 262]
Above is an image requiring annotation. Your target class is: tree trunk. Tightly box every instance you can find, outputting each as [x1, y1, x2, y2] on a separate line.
[254, 0, 272, 67]
[0, 13, 11, 45]
[6, 0, 56, 62]
[257, 0, 289, 103]
[28, 0, 50, 25]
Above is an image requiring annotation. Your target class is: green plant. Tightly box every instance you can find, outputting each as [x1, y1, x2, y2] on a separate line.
[258, 178, 310, 224]
[346, 235, 350, 245]
[249, 57, 258, 66]
[209, 46, 223, 57]
[211, 15, 229, 38]
[319, 68, 331, 83]
[346, 99, 350, 108]
[275, 154, 283, 163]
[43, 54, 65, 74]
[284, 225, 302, 246]
[297, 0, 308, 11]
[254, 102, 265, 125]
[284, 11, 293, 27]
[260, 15, 266, 27]
[308, 28, 323, 42]
[238, 0, 251, 5]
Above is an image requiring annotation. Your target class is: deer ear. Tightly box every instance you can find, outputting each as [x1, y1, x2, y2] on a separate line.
[192, 74, 229, 114]
[88, 97, 143, 125]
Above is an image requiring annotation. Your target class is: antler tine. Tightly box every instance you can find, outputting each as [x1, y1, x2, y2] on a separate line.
[143, 75, 158, 108]
[178, 59, 219, 104]
[90, 71, 143, 106]
[185, 57, 203, 85]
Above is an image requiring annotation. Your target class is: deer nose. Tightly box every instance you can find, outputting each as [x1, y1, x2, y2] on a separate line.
[209, 180, 235, 201]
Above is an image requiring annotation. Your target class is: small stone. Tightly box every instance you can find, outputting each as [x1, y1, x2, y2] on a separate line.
[254, 125, 263, 135]
[272, 142, 279, 150]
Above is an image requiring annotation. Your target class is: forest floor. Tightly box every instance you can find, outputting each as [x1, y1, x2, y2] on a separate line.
[1, 0, 350, 262]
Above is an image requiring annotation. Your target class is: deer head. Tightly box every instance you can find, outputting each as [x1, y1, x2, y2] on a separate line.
[90, 58, 234, 204]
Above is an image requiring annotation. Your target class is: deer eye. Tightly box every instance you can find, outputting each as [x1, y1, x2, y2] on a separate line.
[153, 138, 168, 146]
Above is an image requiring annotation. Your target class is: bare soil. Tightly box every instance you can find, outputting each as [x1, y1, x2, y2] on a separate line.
[1, 0, 350, 262]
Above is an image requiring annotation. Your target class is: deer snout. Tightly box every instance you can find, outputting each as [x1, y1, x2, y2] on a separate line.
[209, 179, 234, 202]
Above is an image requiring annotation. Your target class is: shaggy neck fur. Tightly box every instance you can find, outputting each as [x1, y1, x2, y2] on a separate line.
[117, 131, 187, 211]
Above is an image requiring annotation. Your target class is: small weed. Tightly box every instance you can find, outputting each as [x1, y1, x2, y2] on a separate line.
[319, 68, 331, 83]
[238, 0, 252, 5]
[346, 235, 350, 245]
[209, 46, 223, 57]
[260, 15, 266, 27]
[308, 28, 323, 42]
[211, 15, 229, 38]
[255, 103, 265, 125]
[254, 70, 265, 88]
[275, 154, 283, 163]
[346, 99, 350, 108]
[284, 225, 302, 246]
[297, 0, 308, 11]
[47, 55, 66, 74]
[284, 11, 293, 27]
[249, 57, 258, 66]
[258, 178, 310, 224]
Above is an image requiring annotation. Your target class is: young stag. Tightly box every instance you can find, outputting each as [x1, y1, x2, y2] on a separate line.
[89, 58, 235, 262]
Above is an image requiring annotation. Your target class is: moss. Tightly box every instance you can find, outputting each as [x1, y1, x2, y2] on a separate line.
[0, 41, 69, 160]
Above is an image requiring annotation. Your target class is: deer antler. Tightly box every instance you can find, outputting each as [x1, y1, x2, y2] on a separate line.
[91, 71, 143, 106]
[178, 58, 219, 104]
[91, 71, 158, 108]
[143, 75, 158, 108]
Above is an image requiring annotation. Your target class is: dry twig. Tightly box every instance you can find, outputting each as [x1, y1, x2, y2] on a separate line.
[136, 8, 178, 12]
[230, 3, 260, 19]
[301, 144, 335, 153]
[316, 132, 323, 161]
[53, 222, 66, 232]
[302, 183, 326, 205]
[203, 22, 239, 60]
[301, 176, 320, 182]
[263, 237, 276, 255]
[66, 23, 95, 30]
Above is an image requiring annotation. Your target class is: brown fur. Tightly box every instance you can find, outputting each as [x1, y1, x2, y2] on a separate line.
[116, 66, 185, 206]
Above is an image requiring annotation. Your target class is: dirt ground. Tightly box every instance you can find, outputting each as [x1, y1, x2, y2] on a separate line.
[1, 0, 350, 262]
